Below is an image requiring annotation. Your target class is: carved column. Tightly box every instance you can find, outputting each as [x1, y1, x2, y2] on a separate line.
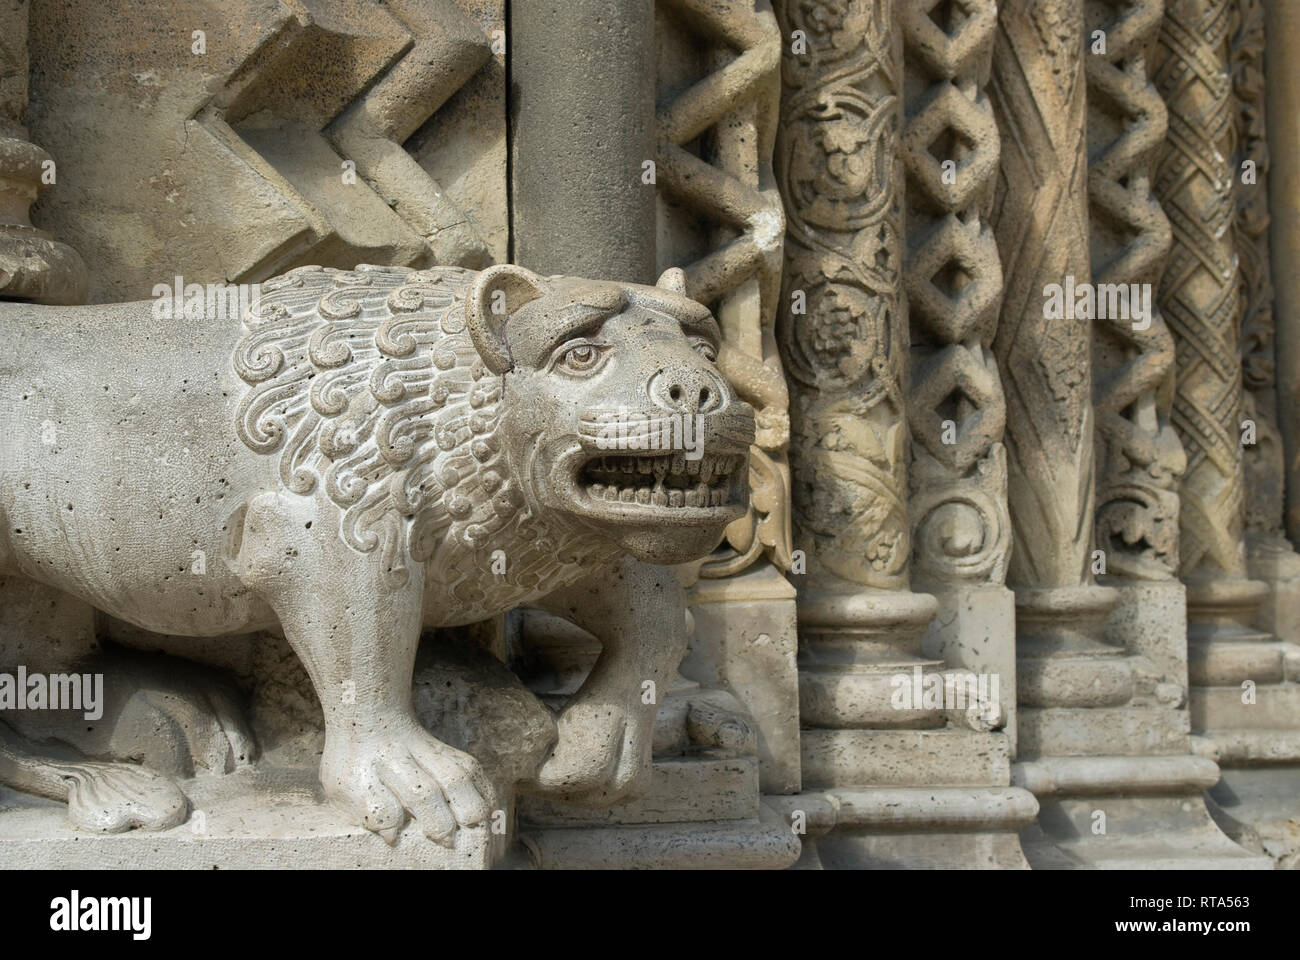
[1153, 0, 1300, 866]
[0, 0, 85, 303]
[652, 0, 803, 798]
[989, 0, 1121, 742]
[773, 0, 1036, 869]
[1232, 0, 1300, 647]
[1266, 1, 1300, 547]
[1086, 0, 1264, 868]
[1089, 0, 1184, 671]
[1154, 0, 1255, 614]
[509, 0, 656, 283]
[1154, 0, 1279, 745]
[898, 0, 1035, 866]
[988, 0, 1227, 867]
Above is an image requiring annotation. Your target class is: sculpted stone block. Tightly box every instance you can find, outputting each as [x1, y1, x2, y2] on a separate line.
[24, 0, 497, 303]
[0, 263, 754, 863]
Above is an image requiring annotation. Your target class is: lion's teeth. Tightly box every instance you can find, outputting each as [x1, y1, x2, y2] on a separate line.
[605, 486, 619, 501]
[622, 458, 635, 473]
[654, 458, 668, 479]
[700, 457, 714, 483]
[638, 457, 652, 473]
[636, 488, 651, 504]
[590, 483, 605, 498]
[686, 458, 701, 476]
[669, 489, 684, 507]
[652, 488, 668, 506]
[671, 452, 686, 475]
[620, 488, 636, 503]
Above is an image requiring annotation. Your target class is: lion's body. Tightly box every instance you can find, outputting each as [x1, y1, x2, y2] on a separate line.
[0, 295, 278, 637]
[0, 266, 618, 637]
[0, 262, 750, 847]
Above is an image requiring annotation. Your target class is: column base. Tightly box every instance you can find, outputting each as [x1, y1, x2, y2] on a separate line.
[767, 787, 1037, 869]
[519, 801, 801, 869]
[1012, 756, 1271, 869]
[1247, 532, 1300, 644]
[1206, 765, 1300, 868]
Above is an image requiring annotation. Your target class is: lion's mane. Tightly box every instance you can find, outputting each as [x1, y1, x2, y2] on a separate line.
[233, 264, 525, 590]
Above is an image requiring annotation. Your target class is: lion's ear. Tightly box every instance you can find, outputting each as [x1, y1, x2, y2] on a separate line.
[465, 264, 550, 374]
[656, 267, 688, 294]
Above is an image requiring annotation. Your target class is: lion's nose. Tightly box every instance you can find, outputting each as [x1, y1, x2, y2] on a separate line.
[649, 366, 729, 415]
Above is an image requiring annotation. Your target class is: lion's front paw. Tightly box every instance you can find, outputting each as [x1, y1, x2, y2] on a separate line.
[322, 724, 495, 847]
[530, 701, 652, 802]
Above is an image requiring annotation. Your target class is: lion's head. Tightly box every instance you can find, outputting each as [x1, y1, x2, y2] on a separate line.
[233, 263, 753, 586]
[466, 264, 754, 566]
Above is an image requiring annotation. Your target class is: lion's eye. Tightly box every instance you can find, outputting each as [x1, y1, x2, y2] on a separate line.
[556, 342, 607, 374]
[691, 338, 718, 363]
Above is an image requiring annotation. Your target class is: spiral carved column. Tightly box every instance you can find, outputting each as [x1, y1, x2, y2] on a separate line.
[901, 0, 1017, 746]
[1077, 0, 1266, 869]
[1086, 0, 1189, 717]
[1153, 0, 1287, 763]
[988, 0, 1130, 754]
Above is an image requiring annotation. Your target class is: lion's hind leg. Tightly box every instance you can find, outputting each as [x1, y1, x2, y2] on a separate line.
[0, 723, 187, 832]
[0, 575, 206, 833]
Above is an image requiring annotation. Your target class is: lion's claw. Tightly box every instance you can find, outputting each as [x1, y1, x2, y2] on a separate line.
[532, 701, 652, 801]
[324, 725, 494, 845]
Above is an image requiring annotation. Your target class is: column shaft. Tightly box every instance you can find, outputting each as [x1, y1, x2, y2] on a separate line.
[509, 0, 656, 282]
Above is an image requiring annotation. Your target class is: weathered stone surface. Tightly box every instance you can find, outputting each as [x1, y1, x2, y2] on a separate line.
[0, 0, 86, 305]
[510, 0, 655, 283]
[4, 0, 1299, 873]
[25, 0, 497, 303]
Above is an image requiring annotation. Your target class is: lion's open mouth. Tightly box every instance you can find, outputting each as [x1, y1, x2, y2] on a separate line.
[580, 452, 741, 508]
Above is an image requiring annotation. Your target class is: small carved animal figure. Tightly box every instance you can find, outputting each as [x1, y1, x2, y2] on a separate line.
[0, 263, 753, 844]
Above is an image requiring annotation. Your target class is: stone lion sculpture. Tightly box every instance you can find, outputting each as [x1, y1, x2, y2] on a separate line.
[0, 263, 753, 847]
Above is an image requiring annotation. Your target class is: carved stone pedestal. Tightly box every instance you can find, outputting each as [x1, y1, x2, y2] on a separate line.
[684, 565, 802, 795]
[0, 773, 500, 870]
[792, 581, 1033, 869]
[1004, 586, 1265, 867]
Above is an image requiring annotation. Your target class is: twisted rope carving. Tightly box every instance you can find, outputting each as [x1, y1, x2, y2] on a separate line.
[1087, 0, 1185, 580]
[655, 0, 793, 577]
[901, 0, 1010, 585]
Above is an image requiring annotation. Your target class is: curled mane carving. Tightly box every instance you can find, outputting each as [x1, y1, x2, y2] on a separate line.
[233, 264, 523, 589]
